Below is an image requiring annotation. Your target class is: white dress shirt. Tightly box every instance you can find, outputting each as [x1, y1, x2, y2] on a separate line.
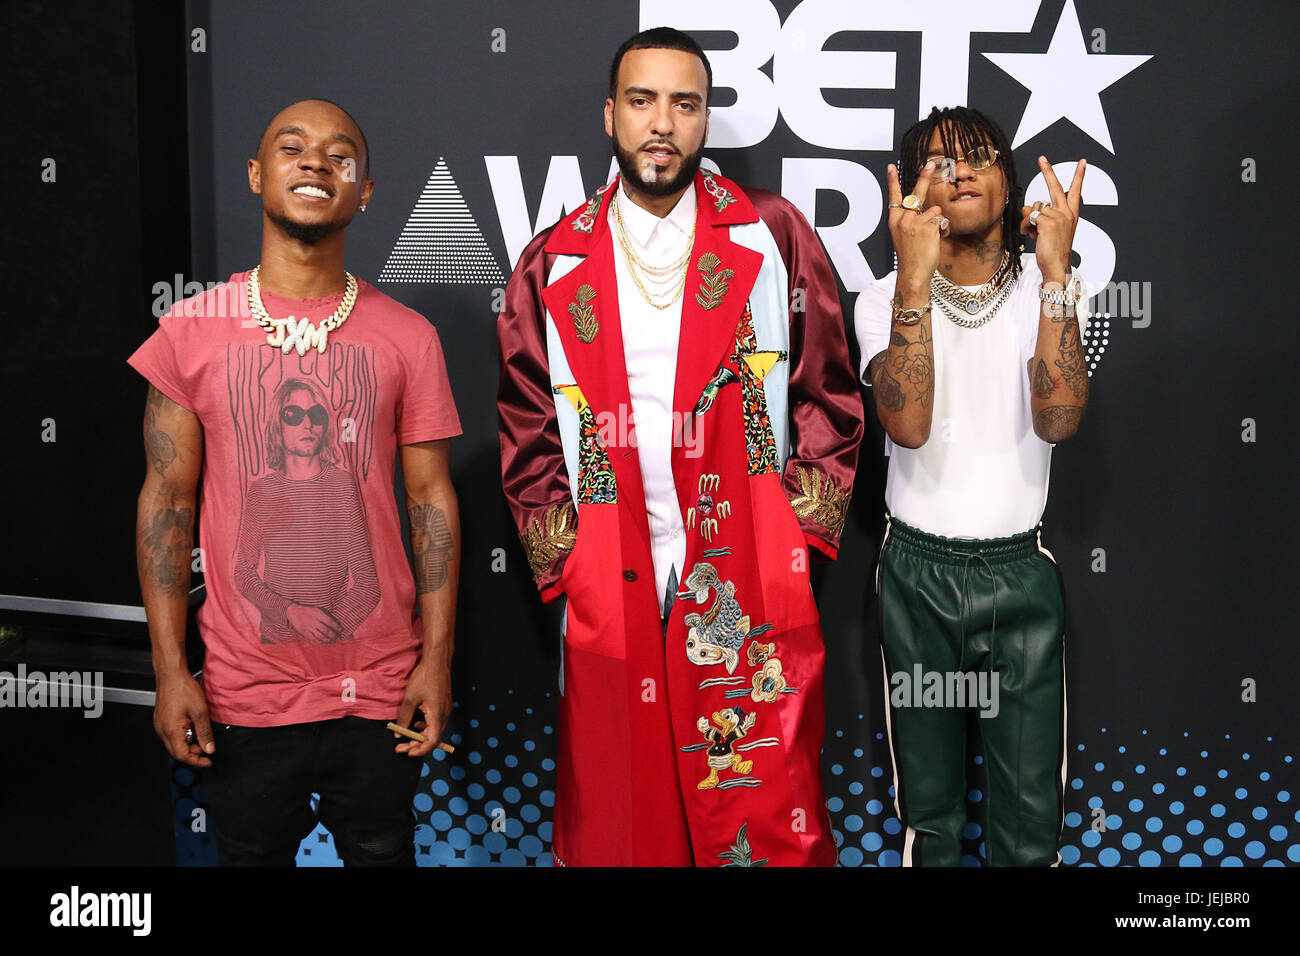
[607, 182, 697, 612]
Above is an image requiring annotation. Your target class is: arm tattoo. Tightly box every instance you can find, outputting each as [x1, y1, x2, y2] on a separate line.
[138, 506, 194, 595]
[1034, 405, 1084, 440]
[871, 325, 934, 414]
[1053, 315, 1089, 401]
[409, 503, 454, 594]
[888, 324, 933, 408]
[144, 386, 178, 477]
[1032, 358, 1056, 400]
[874, 363, 906, 412]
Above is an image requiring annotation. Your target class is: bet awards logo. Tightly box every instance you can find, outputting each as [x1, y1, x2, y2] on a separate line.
[381, 0, 1152, 375]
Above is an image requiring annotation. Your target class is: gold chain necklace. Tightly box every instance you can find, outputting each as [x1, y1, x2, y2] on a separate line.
[612, 191, 695, 310]
[247, 265, 358, 355]
[614, 192, 696, 275]
[931, 251, 1012, 315]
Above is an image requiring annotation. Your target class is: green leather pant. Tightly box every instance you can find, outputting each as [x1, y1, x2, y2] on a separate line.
[876, 515, 1068, 866]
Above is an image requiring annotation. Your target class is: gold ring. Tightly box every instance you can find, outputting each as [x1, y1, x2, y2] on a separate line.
[901, 194, 924, 212]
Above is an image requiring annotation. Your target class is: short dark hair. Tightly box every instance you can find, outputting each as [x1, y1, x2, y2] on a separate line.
[257, 98, 371, 177]
[608, 26, 713, 107]
[899, 106, 1022, 278]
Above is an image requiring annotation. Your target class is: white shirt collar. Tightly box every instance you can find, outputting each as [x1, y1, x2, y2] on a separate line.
[615, 181, 696, 247]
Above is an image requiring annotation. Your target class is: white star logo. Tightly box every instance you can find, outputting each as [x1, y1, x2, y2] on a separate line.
[984, 0, 1152, 152]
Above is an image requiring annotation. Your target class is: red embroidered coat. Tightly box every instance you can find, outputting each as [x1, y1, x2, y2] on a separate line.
[497, 170, 863, 866]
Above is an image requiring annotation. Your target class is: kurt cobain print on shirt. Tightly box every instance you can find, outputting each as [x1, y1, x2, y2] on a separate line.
[229, 343, 380, 645]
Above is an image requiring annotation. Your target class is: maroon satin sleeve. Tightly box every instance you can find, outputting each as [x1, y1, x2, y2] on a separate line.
[497, 225, 574, 602]
[749, 188, 865, 560]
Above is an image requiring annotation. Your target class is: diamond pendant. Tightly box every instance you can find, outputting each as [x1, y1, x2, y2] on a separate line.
[964, 299, 982, 315]
[265, 316, 328, 355]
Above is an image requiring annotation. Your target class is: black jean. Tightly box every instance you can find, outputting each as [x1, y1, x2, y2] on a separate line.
[204, 716, 422, 866]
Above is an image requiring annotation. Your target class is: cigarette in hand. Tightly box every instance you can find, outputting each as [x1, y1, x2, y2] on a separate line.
[386, 721, 455, 753]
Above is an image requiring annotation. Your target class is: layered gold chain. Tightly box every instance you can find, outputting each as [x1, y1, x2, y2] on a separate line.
[931, 251, 1012, 311]
[930, 251, 1016, 330]
[612, 191, 696, 310]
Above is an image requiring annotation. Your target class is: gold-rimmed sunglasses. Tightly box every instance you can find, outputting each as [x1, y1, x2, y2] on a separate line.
[914, 145, 1000, 182]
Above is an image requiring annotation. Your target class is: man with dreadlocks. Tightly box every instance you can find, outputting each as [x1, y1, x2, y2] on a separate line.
[854, 106, 1090, 866]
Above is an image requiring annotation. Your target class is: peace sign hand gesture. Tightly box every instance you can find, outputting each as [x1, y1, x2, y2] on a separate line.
[1021, 156, 1086, 284]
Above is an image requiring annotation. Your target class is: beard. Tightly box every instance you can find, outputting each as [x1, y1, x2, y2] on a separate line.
[267, 209, 349, 245]
[609, 131, 704, 197]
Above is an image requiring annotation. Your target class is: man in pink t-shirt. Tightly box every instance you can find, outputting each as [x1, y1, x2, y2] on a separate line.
[129, 99, 462, 866]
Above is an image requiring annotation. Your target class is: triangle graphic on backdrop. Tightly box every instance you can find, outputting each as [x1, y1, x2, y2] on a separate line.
[379, 157, 505, 284]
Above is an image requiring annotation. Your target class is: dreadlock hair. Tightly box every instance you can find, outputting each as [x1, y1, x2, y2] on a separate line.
[898, 105, 1022, 279]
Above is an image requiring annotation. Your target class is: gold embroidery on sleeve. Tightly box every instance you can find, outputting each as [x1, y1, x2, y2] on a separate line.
[789, 466, 851, 539]
[519, 503, 578, 581]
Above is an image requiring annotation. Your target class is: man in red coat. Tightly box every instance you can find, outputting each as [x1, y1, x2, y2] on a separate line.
[497, 27, 863, 866]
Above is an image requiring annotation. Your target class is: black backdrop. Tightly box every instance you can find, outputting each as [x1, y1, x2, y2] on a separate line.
[4, 0, 1296, 867]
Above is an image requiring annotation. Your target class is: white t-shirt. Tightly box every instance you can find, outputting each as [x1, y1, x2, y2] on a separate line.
[608, 183, 695, 607]
[854, 261, 1089, 539]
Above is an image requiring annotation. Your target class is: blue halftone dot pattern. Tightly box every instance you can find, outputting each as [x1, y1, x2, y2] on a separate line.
[258, 702, 1297, 866]
[822, 723, 1295, 868]
[170, 760, 217, 866]
[291, 689, 558, 867]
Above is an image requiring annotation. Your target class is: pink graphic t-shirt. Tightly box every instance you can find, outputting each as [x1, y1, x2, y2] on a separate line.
[128, 271, 461, 726]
